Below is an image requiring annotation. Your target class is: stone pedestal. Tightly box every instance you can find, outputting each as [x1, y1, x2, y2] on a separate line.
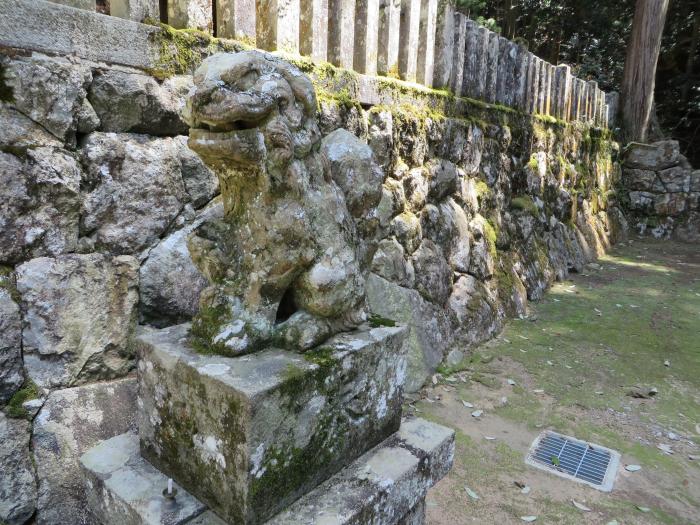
[82, 417, 453, 525]
[137, 323, 408, 524]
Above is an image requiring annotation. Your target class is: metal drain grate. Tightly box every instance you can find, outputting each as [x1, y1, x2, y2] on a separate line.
[526, 431, 620, 492]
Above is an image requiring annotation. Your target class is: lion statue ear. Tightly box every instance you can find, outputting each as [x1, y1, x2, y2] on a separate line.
[265, 55, 318, 120]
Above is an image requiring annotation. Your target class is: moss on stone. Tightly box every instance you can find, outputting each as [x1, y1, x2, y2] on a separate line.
[189, 303, 232, 355]
[0, 266, 20, 303]
[0, 63, 14, 104]
[5, 381, 39, 419]
[148, 23, 240, 79]
[510, 195, 539, 215]
[368, 314, 397, 328]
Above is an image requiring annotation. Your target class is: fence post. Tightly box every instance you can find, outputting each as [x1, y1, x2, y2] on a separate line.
[257, 0, 300, 53]
[378, 0, 401, 76]
[218, 0, 256, 42]
[300, 0, 328, 60]
[398, 0, 422, 81]
[484, 29, 499, 103]
[110, 0, 159, 21]
[328, 0, 356, 68]
[416, 0, 438, 87]
[431, 0, 453, 89]
[355, 0, 380, 75]
[448, 13, 467, 95]
[513, 44, 529, 111]
[168, 0, 213, 32]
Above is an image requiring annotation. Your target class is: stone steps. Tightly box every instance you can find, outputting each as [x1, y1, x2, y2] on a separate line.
[80, 417, 454, 525]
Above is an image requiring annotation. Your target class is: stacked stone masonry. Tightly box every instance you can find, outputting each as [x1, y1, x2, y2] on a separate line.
[40, 0, 611, 125]
[622, 140, 700, 242]
[1, 3, 628, 524]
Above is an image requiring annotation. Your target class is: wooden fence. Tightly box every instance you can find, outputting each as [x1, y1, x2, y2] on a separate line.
[50, 0, 616, 127]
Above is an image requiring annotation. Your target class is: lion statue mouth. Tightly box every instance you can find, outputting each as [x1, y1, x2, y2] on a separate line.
[183, 51, 318, 166]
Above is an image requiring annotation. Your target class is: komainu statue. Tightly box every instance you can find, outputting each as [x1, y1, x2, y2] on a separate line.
[183, 51, 384, 355]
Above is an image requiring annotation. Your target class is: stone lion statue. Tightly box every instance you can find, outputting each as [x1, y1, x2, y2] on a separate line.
[183, 51, 384, 355]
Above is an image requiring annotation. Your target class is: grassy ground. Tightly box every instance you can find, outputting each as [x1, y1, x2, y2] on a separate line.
[410, 238, 700, 524]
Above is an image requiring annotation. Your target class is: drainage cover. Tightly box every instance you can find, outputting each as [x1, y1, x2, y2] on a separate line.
[526, 431, 620, 492]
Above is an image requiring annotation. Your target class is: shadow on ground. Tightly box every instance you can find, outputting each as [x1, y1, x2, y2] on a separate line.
[409, 238, 700, 524]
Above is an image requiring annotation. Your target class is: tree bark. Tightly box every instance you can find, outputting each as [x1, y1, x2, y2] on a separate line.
[620, 0, 670, 143]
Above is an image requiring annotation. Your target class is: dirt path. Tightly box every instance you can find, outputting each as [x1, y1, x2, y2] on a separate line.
[409, 239, 700, 525]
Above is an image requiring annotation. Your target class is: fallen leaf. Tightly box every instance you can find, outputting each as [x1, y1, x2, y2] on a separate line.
[546, 360, 553, 366]
[431, 375, 438, 385]
[484, 436, 496, 441]
[625, 464, 641, 472]
[500, 396, 508, 406]
[464, 486, 479, 500]
[517, 335, 529, 340]
[471, 410, 483, 418]
[520, 516, 537, 522]
[664, 360, 670, 367]
[521, 485, 531, 495]
[572, 500, 591, 512]
[533, 389, 545, 394]
[507, 379, 516, 386]
[461, 400, 474, 408]
[606, 521, 620, 525]
[636, 506, 651, 513]
[689, 455, 698, 461]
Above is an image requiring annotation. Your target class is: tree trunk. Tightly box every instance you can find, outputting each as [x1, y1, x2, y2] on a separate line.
[620, 0, 670, 143]
[681, 5, 700, 104]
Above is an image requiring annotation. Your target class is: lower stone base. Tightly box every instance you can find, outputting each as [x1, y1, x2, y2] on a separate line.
[80, 417, 454, 525]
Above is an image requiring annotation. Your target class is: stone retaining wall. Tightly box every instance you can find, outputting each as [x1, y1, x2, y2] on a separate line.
[621, 140, 700, 242]
[0, 11, 626, 525]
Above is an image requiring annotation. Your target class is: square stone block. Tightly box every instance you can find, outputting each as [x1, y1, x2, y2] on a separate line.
[137, 323, 407, 524]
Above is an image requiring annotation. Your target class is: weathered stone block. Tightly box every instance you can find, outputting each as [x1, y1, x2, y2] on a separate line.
[366, 274, 451, 392]
[168, 0, 213, 32]
[139, 200, 222, 327]
[658, 166, 690, 193]
[47, 0, 95, 10]
[0, 0, 160, 70]
[88, 70, 192, 135]
[217, 0, 256, 42]
[625, 140, 681, 171]
[300, 0, 328, 60]
[461, 19, 481, 98]
[624, 168, 657, 191]
[0, 146, 81, 265]
[33, 378, 137, 525]
[81, 433, 207, 525]
[513, 44, 529, 111]
[137, 323, 408, 524]
[495, 37, 516, 107]
[16, 254, 139, 388]
[81, 133, 200, 254]
[0, 414, 36, 525]
[0, 284, 23, 405]
[328, 0, 356, 68]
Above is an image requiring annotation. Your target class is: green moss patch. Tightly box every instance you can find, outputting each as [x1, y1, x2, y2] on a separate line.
[5, 381, 39, 419]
